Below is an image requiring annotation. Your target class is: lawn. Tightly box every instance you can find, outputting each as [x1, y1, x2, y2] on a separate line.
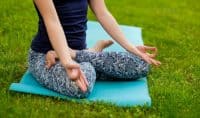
[0, 0, 199, 117]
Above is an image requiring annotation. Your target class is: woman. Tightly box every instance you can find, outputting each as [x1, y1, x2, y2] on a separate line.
[29, 0, 161, 98]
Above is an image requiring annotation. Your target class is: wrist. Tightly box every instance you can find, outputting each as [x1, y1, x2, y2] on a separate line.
[126, 44, 141, 56]
[69, 48, 76, 59]
[60, 55, 73, 67]
[62, 59, 73, 69]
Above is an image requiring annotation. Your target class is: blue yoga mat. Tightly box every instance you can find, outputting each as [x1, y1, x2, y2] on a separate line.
[9, 21, 151, 107]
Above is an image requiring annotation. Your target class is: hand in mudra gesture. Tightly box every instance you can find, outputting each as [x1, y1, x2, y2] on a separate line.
[45, 51, 88, 92]
[64, 60, 89, 92]
[136, 45, 161, 66]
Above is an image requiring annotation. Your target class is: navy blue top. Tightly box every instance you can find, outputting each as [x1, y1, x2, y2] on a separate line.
[31, 0, 88, 53]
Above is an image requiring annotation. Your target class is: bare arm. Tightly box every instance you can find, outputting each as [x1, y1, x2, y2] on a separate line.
[89, 0, 161, 66]
[34, 0, 71, 66]
[89, 0, 141, 56]
[33, 0, 88, 91]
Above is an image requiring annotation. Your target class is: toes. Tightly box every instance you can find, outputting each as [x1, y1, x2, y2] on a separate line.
[104, 40, 114, 47]
[107, 40, 114, 44]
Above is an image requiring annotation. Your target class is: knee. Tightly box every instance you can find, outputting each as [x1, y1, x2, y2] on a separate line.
[79, 62, 96, 83]
[137, 62, 150, 77]
[126, 53, 150, 79]
[126, 62, 150, 80]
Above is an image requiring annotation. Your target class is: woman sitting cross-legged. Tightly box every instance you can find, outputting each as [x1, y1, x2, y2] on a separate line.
[29, 0, 161, 98]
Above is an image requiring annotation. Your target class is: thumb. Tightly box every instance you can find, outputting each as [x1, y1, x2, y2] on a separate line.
[65, 61, 81, 80]
[146, 53, 156, 58]
[68, 68, 80, 80]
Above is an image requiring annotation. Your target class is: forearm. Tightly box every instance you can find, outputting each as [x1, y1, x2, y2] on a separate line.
[96, 11, 141, 56]
[45, 21, 72, 65]
[34, 0, 72, 66]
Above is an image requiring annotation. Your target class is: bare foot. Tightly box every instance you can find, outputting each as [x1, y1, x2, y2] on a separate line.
[88, 40, 114, 52]
[45, 40, 114, 67]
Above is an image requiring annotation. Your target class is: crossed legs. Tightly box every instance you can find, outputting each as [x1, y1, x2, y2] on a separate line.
[29, 40, 149, 98]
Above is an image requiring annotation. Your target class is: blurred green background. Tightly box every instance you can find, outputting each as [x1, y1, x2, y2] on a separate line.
[0, 0, 199, 117]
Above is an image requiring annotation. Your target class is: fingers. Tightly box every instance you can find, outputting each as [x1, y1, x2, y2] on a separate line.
[65, 61, 81, 80]
[149, 58, 161, 66]
[73, 69, 88, 92]
[80, 70, 89, 87]
[136, 46, 145, 53]
[45, 51, 57, 69]
[76, 79, 87, 92]
[143, 57, 152, 64]
[65, 62, 89, 92]
[146, 53, 156, 58]
[141, 54, 153, 64]
[66, 68, 87, 92]
[137, 46, 158, 58]
[45, 51, 89, 92]
[67, 68, 80, 80]
[141, 53, 161, 66]
[144, 46, 157, 51]
[144, 46, 158, 58]
[45, 58, 56, 69]
[144, 46, 160, 66]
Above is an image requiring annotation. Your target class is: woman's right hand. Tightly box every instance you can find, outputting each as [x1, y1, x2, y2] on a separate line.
[64, 60, 89, 92]
[45, 51, 89, 92]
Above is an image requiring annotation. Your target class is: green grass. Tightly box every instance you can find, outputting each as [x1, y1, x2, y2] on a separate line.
[0, 0, 199, 117]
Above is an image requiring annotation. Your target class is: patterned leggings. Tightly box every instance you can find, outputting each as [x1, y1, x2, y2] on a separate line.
[28, 49, 149, 98]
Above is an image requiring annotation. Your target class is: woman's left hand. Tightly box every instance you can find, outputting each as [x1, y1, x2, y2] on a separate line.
[136, 45, 161, 66]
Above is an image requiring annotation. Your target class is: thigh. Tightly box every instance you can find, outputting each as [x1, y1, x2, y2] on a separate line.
[76, 50, 150, 80]
[28, 50, 96, 98]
